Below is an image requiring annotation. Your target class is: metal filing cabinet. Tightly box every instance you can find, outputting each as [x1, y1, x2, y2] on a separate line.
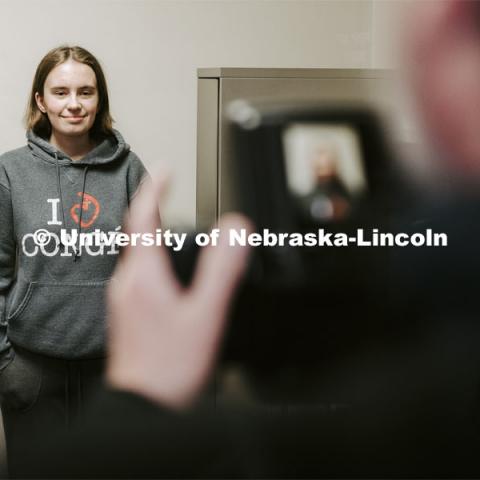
[196, 68, 395, 230]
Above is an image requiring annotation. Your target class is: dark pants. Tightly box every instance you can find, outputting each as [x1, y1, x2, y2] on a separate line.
[0, 345, 105, 478]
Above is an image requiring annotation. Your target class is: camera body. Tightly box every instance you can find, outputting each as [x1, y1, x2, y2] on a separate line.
[173, 103, 409, 377]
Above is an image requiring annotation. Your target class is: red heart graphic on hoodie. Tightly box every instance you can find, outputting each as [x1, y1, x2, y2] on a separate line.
[70, 192, 101, 228]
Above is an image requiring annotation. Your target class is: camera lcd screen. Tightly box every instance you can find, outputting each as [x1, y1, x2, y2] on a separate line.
[282, 123, 367, 223]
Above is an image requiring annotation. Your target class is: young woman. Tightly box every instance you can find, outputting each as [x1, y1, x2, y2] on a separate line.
[0, 45, 148, 477]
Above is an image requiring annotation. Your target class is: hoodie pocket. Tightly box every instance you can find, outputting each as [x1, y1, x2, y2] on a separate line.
[7, 280, 109, 358]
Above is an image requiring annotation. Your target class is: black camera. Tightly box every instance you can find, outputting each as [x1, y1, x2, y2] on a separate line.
[172, 103, 410, 376]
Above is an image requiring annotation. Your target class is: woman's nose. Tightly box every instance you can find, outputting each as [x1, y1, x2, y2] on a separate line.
[67, 94, 81, 110]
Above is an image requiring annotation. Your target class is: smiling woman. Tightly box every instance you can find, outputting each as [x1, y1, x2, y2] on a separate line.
[35, 60, 99, 155]
[26, 46, 113, 160]
[0, 45, 148, 477]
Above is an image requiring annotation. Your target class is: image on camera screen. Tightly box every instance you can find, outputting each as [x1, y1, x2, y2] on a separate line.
[282, 123, 367, 223]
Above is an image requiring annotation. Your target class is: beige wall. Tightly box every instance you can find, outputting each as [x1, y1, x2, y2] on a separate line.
[0, 0, 396, 227]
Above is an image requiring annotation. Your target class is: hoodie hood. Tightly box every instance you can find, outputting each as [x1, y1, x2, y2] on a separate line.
[26, 129, 130, 166]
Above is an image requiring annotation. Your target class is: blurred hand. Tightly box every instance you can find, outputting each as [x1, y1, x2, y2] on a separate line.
[106, 177, 252, 409]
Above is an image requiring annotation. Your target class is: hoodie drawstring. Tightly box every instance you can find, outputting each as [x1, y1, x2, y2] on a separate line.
[74, 165, 89, 262]
[55, 153, 67, 230]
[55, 153, 89, 262]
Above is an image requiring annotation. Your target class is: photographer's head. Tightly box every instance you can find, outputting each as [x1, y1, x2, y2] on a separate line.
[26, 45, 113, 142]
[406, 0, 480, 177]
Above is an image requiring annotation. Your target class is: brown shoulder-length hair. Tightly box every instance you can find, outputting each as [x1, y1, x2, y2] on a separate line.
[25, 45, 114, 139]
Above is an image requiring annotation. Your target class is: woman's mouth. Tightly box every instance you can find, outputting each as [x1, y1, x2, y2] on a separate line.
[62, 115, 86, 122]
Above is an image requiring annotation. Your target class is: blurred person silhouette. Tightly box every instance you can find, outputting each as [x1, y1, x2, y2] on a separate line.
[30, 0, 480, 477]
[298, 145, 351, 223]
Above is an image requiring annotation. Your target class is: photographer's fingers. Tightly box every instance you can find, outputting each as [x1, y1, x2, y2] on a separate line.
[191, 214, 252, 319]
[123, 174, 179, 289]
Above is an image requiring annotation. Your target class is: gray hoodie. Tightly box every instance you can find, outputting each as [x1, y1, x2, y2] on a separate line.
[0, 130, 148, 369]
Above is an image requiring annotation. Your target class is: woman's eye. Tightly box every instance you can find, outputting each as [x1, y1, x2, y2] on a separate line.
[55, 91, 66, 96]
[81, 91, 92, 96]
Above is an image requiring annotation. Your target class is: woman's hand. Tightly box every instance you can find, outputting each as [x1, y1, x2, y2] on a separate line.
[106, 177, 252, 409]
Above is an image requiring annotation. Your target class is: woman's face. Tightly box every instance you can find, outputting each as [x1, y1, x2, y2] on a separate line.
[35, 59, 99, 139]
